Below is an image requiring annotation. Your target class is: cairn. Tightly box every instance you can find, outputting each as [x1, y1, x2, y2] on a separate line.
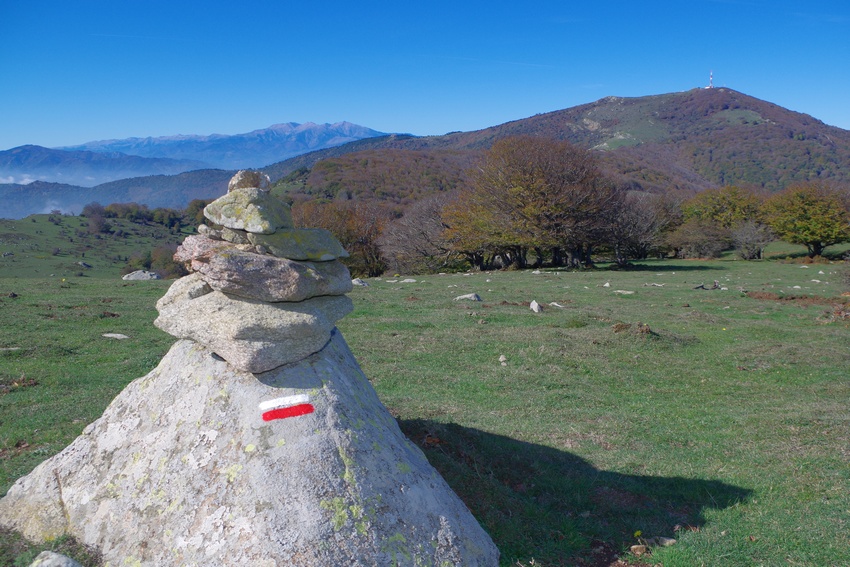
[155, 170, 354, 373]
[0, 171, 499, 566]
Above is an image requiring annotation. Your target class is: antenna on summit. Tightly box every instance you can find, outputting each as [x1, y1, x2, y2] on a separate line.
[706, 71, 714, 89]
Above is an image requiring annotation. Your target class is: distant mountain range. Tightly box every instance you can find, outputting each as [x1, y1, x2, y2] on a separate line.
[0, 122, 386, 187]
[2, 89, 849, 219]
[60, 121, 386, 171]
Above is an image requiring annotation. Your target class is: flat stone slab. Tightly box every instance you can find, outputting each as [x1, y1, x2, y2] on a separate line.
[203, 187, 293, 235]
[154, 274, 353, 373]
[248, 228, 349, 261]
[0, 335, 499, 566]
[175, 235, 353, 302]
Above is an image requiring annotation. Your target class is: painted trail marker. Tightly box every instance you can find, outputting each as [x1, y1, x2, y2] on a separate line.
[259, 393, 315, 422]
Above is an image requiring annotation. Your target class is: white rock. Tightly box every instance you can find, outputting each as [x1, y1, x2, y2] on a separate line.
[101, 333, 129, 340]
[602, 282, 610, 288]
[401, 278, 417, 283]
[453, 293, 482, 302]
[121, 270, 161, 281]
[613, 290, 635, 295]
[530, 300, 542, 312]
[28, 551, 83, 567]
[351, 278, 369, 286]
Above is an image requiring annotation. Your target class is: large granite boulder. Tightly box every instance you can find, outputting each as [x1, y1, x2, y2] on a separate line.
[0, 335, 499, 566]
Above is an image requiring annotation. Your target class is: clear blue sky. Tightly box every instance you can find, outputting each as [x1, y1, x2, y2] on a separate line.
[1, 0, 848, 149]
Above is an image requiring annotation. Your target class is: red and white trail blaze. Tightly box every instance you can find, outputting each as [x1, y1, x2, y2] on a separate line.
[259, 394, 315, 421]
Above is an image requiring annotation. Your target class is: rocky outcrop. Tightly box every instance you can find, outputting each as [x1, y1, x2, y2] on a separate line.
[0, 170, 499, 566]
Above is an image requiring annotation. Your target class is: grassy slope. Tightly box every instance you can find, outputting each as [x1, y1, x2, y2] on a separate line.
[1, 243, 849, 566]
[0, 214, 186, 279]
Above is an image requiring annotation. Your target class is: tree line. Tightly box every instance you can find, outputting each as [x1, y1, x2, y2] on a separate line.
[82, 136, 850, 277]
[306, 136, 850, 275]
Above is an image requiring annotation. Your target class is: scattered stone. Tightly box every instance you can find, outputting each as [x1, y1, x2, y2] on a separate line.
[228, 169, 271, 192]
[247, 229, 350, 261]
[7, 292, 18, 298]
[204, 188, 293, 235]
[401, 278, 417, 283]
[549, 302, 565, 308]
[630, 544, 648, 556]
[175, 236, 352, 302]
[655, 536, 677, 547]
[102, 333, 129, 340]
[76, 261, 92, 269]
[530, 300, 542, 312]
[453, 293, 482, 301]
[28, 551, 83, 567]
[799, 265, 809, 268]
[351, 278, 369, 287]
[602, 282, 610, 288]
[499, 355, 507, 363]
[613, 290, 635, 295]
[644, 283, 664, 287]
[121, 270, 161, 281]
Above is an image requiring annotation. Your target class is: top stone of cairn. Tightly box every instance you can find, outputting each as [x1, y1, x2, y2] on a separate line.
[228, 169, 271, 193]
[204, 173, 292, 234]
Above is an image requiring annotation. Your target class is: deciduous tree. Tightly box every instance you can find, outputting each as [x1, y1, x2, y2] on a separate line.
[764, 182, 850, 257]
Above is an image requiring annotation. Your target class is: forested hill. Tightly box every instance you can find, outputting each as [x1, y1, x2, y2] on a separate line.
[266, 88, 850, 199]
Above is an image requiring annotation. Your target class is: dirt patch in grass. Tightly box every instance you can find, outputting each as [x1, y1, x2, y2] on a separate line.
[0, 376, 38, 395]
[745, 291, 847, 306]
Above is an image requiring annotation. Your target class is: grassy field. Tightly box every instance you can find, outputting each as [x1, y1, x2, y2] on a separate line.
[1, 237, 848, 565]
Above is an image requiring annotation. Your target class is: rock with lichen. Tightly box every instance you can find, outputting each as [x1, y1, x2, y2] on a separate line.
[0, 170, 499, 566]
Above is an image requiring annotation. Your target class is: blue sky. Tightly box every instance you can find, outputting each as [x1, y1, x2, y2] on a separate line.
[1, 0, 848, 149]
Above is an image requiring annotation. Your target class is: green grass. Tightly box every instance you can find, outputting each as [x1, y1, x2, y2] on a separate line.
[0, 214, 185, 279]
[1, 252, 849, 566]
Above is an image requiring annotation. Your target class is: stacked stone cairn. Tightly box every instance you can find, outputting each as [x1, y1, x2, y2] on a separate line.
[155, 170, 354, 373]
[0, 170, 499, 566]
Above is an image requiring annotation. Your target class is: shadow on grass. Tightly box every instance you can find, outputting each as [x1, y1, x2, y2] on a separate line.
[400, 419, 752, 567]
[611, 262, 725, 272]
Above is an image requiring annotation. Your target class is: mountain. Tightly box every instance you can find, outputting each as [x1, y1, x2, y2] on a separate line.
[60, 122, 387, 170]
[265, 88, 850, 199]
[0, 145, 211, 187]
[0, 170, 232, 219]
[3, 89, 848, 219]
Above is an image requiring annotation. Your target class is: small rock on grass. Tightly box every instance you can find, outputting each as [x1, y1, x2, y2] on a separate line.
[454, 293, 481, 301]
[28, 551, 84, 567]
[102, 333, 129, 340]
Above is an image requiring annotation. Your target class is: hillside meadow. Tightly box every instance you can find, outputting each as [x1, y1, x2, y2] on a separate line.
[1, 243, 848, 566]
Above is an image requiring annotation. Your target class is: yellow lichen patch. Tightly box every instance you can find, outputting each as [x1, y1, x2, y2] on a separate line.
[244, 444, 257, 453]
[222, 464, 243, 483]
[320, 497, 349, 530]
